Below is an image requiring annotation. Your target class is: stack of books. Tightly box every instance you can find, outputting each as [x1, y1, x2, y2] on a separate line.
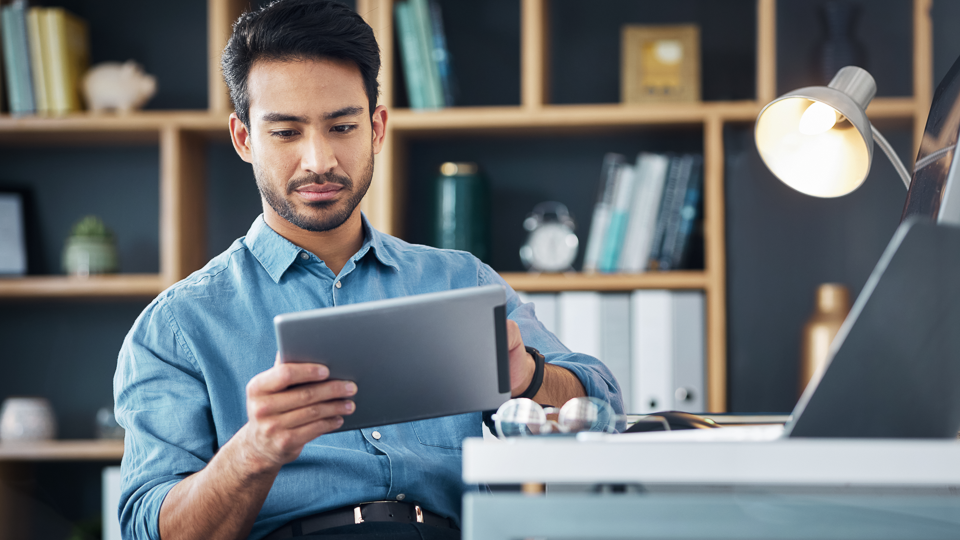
[1, 1, 89, 116]
[518, 290, 706, 414]
[583, 151, 704, 273]
[394, 0, 456, 110]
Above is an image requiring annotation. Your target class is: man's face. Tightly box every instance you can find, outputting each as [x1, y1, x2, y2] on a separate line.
[233, 58, 384, 232]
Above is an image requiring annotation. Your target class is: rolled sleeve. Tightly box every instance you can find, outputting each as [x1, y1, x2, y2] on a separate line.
[478, 265, 625, 415]
[114, 298, 217, 540]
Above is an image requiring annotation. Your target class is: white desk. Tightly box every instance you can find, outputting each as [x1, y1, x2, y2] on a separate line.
[461, 435, 960, 539]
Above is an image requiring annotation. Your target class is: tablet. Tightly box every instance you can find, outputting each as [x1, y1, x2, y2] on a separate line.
[274, 285, 511, 432]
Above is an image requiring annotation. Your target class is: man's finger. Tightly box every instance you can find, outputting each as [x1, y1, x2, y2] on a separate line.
[253, 380, 358, 417]
[248, 362, 330, 396]
[275, 398, 356, 430]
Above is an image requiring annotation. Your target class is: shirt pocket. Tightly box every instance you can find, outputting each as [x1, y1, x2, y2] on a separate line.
[411, 413, 481, 450]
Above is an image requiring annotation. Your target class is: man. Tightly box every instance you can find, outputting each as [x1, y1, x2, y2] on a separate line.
[114, 1, 622, 539]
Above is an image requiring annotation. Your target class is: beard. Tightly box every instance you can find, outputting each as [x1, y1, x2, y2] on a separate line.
[254, 151, 374, 233]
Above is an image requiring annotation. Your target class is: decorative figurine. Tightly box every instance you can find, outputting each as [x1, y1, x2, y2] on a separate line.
[82, 61, 157, 113]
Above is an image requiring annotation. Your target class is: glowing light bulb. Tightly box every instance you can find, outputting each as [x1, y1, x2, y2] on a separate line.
[798, 101, 839, 135]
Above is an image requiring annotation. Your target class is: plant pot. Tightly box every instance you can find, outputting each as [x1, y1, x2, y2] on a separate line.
[62, 236, 118, 275]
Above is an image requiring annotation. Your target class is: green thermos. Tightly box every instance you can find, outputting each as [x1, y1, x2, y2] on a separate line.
[433, 162, 490, 262]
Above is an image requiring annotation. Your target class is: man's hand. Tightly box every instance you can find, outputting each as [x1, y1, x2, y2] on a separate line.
[505, 320, 587, 405]
[237, 354, 358, 473]
[506, 320, 536, 396]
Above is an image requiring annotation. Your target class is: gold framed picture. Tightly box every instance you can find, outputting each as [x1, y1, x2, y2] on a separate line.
[621, 24, 701, 103]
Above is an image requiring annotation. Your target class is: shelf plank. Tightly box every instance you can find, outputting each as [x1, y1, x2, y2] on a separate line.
[866, 97, 918, 119]
[0, 440, 123, 461]
[0, 274, 164, 299]
[0, 111, 227, 144]
[0, 98, 919, 142]
[391, 102, 763, 134]
[502, 271, 709, 292]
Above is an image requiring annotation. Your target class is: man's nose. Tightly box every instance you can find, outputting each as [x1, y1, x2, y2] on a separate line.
[301, 134, 337, 175]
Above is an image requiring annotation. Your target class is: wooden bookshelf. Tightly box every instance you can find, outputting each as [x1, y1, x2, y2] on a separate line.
[0, 440, 123, 461]
[0, 0, 935, 415]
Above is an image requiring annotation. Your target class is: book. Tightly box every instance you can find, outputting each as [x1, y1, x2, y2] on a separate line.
[0, 11, 5, 112]
[582, 153, 625, 273]
[630, 289, 673, 413]
[598, 162, 637, 273]
[599, 293, 632, 408]
[647, 154, 691, 270]
[517, 292, 559, 337]
[2, 1, 36, 115]
[557, 291, 602, 359]
[629, 290, 706, 414]
[26, 8, 49, 115]
[394, 1, 428, 110]
[428, 0, 456, 107]
[660, 155, 703, 270]
[670, 291, 705, 413]
[43, 7, 89, 115]
[409, 0, 443, 108]
[618, 152, 670, 272]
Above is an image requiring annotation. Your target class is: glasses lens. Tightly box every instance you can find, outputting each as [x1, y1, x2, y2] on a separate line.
[494, 398, 547, 438]
[557, 397, 617, 433]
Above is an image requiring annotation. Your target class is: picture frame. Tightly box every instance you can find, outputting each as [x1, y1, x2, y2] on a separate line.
[621, 24, 701, 104]
[0, 192, 28, 275]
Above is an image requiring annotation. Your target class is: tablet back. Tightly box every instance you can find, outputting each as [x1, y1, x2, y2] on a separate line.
[274, 285, 511, 432]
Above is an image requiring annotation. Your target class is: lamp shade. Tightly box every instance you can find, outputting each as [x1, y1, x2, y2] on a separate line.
[755, 67, 877, 198]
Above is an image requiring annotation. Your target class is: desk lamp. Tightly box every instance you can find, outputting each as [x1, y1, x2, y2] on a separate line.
[755, 66, 912, 198]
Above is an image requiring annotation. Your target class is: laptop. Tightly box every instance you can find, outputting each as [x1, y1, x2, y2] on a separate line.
[620, 217, 960, 442]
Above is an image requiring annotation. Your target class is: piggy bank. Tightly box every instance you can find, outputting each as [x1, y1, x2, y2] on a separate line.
[82, 61, 157, 114]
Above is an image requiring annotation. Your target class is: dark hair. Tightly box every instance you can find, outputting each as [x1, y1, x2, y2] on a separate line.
[221, 0, 381, 128]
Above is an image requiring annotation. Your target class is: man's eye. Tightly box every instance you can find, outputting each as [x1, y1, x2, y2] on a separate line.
[271, 130, 298, 139]
[332, 124, 357, 134]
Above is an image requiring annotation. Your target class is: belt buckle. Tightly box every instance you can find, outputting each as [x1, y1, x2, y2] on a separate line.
[415, 504, 424, 524]
[354, 506, 364, 524]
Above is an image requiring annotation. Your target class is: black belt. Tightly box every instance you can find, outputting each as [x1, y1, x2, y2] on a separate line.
[263, 501, 458, 539]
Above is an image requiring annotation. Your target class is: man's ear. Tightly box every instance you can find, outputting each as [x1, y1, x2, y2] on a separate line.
[371, 105, 388, 155]
[229, 112, 253, 164]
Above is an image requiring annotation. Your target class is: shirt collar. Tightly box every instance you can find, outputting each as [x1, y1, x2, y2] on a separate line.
[244, 213, 399, 283]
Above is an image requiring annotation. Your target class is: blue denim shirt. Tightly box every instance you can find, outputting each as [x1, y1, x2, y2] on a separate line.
[114, 214, 622, 540]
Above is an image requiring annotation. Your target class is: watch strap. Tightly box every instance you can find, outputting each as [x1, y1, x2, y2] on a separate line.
[516, 346, 545, 399]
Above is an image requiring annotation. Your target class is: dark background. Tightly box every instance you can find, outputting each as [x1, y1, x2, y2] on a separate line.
[2, 0, 960, 533]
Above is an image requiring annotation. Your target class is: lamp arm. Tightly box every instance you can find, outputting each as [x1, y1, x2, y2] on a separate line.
[870, 123, 912, 189]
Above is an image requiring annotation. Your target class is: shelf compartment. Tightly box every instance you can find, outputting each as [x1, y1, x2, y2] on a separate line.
[0, 440, 123, 461]
[0, 275, 164, 299]
[549, 0, 757, 104]
[502, 271, 709, 292]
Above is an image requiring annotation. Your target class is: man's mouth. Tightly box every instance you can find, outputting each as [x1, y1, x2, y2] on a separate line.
[294, 183, 343, 202]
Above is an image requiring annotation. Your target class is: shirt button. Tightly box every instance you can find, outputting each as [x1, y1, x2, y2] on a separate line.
[371, 431, 381, 440]
[396, 493, 405, 501]
[335, 281, 342, 289]
[300, 252, 309, 260]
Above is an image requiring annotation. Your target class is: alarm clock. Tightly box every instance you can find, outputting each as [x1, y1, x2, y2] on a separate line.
[519, 202, 579, 272]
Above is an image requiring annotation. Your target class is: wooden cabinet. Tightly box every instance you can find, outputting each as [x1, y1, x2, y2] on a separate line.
[0, 0, 935, 416]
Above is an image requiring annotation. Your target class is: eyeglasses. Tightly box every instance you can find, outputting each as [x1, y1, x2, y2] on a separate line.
[492, 397, 627, 439]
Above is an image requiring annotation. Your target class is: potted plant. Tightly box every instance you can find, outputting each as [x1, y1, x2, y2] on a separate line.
[62, 215, 118, 276]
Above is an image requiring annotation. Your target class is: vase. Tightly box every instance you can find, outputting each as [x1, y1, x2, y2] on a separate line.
[432, 162, 490, 263]
[62, 236, 118, 276]
[799, 283, 851, 396]
[0, 397, 57, 441]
